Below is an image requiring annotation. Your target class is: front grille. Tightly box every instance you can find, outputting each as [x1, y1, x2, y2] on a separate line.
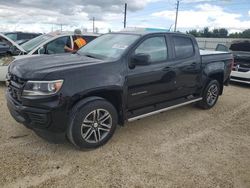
[233, 60, 250, 72]
[7, 73, 26, 103]
[233, 63, 250, 73]
[28, 113, 49, 128]
[231, 76, 250, 82]
[232, 66, 250, 72]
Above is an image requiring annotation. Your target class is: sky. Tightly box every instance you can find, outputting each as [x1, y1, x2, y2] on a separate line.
[0, 0, 249, 33]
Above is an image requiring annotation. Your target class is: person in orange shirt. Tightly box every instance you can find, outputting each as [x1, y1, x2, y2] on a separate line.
[64, 29, 87, 53]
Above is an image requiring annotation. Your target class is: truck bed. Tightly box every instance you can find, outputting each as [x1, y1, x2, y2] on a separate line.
[200, 49, 232, 63]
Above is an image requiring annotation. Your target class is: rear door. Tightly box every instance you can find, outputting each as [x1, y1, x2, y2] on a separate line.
[169, 34, 201, 97]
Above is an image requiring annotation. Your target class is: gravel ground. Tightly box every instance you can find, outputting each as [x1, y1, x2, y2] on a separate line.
[0, 83, 249, 188]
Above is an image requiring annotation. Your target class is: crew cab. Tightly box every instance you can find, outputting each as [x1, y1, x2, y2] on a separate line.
[6, 32, 233, 149]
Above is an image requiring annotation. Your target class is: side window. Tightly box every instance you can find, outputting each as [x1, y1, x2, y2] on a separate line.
[173, 36, 194, 59]
[5, 34, 17, 41]
[46, 36, 69, 54]
[135, 37, 168, 63]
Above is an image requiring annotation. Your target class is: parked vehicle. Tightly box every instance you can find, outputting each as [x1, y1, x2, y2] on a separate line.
[0, 33, 24, 80]
[0, 32, 99, 81]
[0, 33, 25, 56]
[6, 32, 233, 149]
[216, 40, 250, 84]
[4, 32, 42, 42]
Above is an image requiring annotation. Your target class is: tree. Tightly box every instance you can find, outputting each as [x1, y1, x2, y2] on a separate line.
[187, 28, 250, 38]
[218, 28, 228, 38]
[202, 27, 212, 38]
[212, 29, 219, 38]
[187, 29, 199, 37]
[241, 29, 250, 38]
[229, 32, 240, 38]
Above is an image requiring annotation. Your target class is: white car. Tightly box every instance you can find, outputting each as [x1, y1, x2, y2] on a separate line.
[216, 41, 250, 84]
[0, 32, 99, 81]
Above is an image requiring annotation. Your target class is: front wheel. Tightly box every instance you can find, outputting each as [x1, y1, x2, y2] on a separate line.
[67, 99, 118, 149]
[197, 80, 220, 109]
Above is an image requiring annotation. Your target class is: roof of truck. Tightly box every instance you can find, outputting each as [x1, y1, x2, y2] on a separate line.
[112, 31, 187, 37]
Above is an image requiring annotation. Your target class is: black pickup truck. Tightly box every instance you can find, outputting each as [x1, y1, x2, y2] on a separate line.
[6, 32, 233, 149]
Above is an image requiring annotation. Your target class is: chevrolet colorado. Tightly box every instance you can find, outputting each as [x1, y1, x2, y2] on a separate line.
[6, 32, 233, 149]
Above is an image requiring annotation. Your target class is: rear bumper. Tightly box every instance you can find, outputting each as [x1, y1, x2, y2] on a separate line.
[230, 71, 250, 84]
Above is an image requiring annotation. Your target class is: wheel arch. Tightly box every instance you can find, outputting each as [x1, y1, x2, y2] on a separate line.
[208, 72, 224, 95]
[70, 89, 125, 125]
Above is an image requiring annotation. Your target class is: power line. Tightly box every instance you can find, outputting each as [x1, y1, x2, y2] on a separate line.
[92, 17, 95, 33]
[124, 3, 127, 28]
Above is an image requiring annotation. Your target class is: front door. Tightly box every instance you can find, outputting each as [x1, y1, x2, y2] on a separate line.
[126, 35, 177, 110]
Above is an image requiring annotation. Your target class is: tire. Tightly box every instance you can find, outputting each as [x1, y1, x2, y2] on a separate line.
[67, 98, 118, 149]
[197, 80, 220, 109]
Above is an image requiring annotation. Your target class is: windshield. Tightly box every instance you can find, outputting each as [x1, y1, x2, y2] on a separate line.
[5, 33, 17, 41]
[78, 33, 140, 60]
[21, 34, 52, 52]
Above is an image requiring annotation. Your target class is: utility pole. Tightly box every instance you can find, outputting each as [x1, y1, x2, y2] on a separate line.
[92, 17, 95, 33]
[174, 0, 179, 32]
[124, 3, 127, 28]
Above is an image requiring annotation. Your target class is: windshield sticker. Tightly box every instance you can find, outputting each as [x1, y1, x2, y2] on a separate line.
[112, 44, 128, 50]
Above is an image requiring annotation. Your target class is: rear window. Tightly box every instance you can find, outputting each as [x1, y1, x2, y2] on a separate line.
[173, 36, 194, 59]
[230, 41, 250, 52]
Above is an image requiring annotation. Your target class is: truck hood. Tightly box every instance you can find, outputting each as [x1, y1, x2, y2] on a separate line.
[9, 53, 105, 79]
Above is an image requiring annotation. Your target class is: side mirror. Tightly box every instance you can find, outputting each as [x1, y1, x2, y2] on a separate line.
[131, 53, 151, 66]
[38, 46, 45, 54]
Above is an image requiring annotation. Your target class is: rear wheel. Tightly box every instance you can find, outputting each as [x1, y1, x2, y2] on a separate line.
[67, 99, 118, 149]
[197, 80, 220, 109]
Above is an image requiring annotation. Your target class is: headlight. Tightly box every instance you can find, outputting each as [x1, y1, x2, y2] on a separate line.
[23, 80, 63, 96]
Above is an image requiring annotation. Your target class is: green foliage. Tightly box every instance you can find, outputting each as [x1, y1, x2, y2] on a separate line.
[187, 28, 250, 38]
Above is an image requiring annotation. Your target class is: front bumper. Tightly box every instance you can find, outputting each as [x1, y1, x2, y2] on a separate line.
[6, 92, 69, 133]
[6, 92, 51, 129]
[230, 71, 250, 84]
